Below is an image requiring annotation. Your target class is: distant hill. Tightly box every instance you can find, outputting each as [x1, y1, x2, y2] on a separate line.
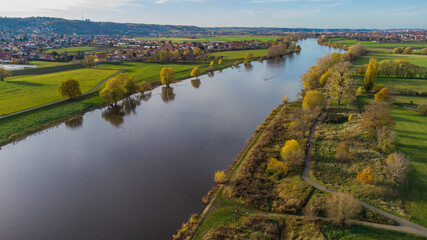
[0, 17, 381, 37]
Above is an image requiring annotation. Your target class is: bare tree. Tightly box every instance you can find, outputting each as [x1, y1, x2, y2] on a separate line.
[386, 152, 411, 187]
[326, 193, 361, 225]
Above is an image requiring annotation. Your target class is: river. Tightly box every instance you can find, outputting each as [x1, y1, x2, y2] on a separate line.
[0, 39, 342, 239]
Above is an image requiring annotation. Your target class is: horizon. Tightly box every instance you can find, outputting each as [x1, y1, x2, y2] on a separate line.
[1, 0, 426, 29]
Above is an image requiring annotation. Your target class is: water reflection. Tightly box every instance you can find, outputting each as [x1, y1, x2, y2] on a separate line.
[208, 72, 214, 77]
[266, 56, 286, 67]
[123, 98, 141, 116]
[191, 79, 201, 89]
[139, 92, 152, 102]
[244, 63, 253, 72]
[102, 106, 125, 127]
[161, 86, 176, 103]
[64, 115, 83, 129]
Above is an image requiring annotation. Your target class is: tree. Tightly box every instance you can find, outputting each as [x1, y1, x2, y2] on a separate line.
[421, 48, 427, 55]
[138, 81, 152, 93]
[348, 43, 366, 60]
[160, 67, 175, 87]
[376, 126, 396, 153]
[302, 90, 325, 111]
[244, 52, 254, 63]
[374, 87, 389, 101]
[326, 193, 361, 225]
[418, 104, 427, 115]
[393, 47, 404, 54]
[218, 59, 223, 65]
[281, 139, 304, 168]
[360, 101, 395, 135]
[82, 55, 95, 68]
[336, 142, 350, 161]
[355, 87, 363, 97]
[403, 47, 412, 54]
[364, 58, 378, 91]
[121, 74, 139, 96]
[266, 158, 288, 180]
[99, 77, 125, 106]
[191, 66, 201, 79]
[0, 67, 12, 81]
[214, 170, 227, 184]
[357, 167, 374, 184]
[281, 95, 289, 104]
[193, 47, 201, 56]
[386, 152, 411, 187]
[327, 61, 352, 106]
[302, 66, 320, 90]
[58, 79, 82, 99]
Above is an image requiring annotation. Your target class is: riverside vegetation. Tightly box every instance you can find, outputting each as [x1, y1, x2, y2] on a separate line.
[172, 42, 427, 239]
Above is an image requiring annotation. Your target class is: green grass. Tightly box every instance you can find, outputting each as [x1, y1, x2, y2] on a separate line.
[354, 52, 427, 68]
[374, 77, 427, 92]
[135, 35, 279, 43]
[0, 68, 117, 114]
[45, 46, 98, 53]
[28, 61, 76, 68]
[209, 49, 268, 60]
[330, 38, 427, 49]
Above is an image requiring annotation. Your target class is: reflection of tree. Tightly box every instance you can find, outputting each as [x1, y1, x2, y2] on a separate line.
[102, 106, 125, 128]
[122, 97, 141, 115]
[139, 92, 152, 102]
[244, 62, 253, 72]
[208, 71, 215, 77]
[65, 115, 83, 129]
[191, 79, 201, 89]
[266, 56, 286, 67]
[161, 86, 176, 103]
[219, 69, 223, 73]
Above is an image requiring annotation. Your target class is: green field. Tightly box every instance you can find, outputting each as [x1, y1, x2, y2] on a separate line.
[29, 61, 77, 68]
[354, 52, 427, 67]
[46, 46, 98, 53]
[0, 68, 117, 114]
[330, 38, 427, 49]
[135, 35, 279, 43]
[209, 49, 268, 60]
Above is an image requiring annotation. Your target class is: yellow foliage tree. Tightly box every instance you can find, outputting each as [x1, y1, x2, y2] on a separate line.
[357, 167, 374, 184]
[266, 158, 288, 179]
[281, 139, 304, 167]
[58, 79, 82, 99]
[210, 61, 214, 67]
[160, 67, 175, 87]
[190, 66, 201, 79]
[355, 87, 363, 96]
[348, 114, 353, 122]
[218, 59, 223, 65]
[319, 70, 330, 86]
[99, 77, 125, 106]
[244, 52, 254, 63]
[375, 87, 389, 101]
[214, 170, 227, 184]
[364, 58, 378, 91]
[302, 90, 325, 111]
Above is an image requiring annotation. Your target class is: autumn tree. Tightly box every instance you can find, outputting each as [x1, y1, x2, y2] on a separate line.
[336, 142, 350, 161]
[266, 158, 288, 180]
[302, 90, 325, 111]
[403, 47, 412, 54]
[214, 170, 227, 184]
[82, 55, 95, 68]
[193, 47, 201, 56]
[160, 67, 175, 87]
[327, 61, 352, 106]
[0, 67, 11, 81]
[355, 87, 363, 96]
[348, 43, 366, 60]
[357, 167, 374, 184]
[218, 59, 223, 65]
[326, 193, 361, 225]
[191, 66, 201, 79]
[120, 74, 139, 96]
[100, 77, 125, 106]
[360, 100, 395, 135]
[421, 48, 427, 55]
[364, 58, 378, 91]
[376, 126, 396, 153]
[393, 47, 404, 54]
[374, 87, 389, 101]
[58, 79, 82, 99]
[302, 66, 320, 90]
[281, 139, 304, 168]
[138, 81, 152, 93]
[386, 152, 411, 187]
[418, 104, 427, 115]
[244, 52, 254, 63]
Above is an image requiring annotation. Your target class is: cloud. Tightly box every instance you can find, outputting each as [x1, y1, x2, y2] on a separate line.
[0, 0, 139, 12]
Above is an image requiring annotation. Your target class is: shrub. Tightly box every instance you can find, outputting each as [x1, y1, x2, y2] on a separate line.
[173, 214, 199, 240]
[403, 47, 412, 54]
[376, 126, 396, 153]
[266, 158, 288, 180]
[302, 90, 325, 111]
[386, 152, 411, 187]
[418, 104, 427, 115]
[360, 101, 395, 135]
[336, 142, 350, 161]
[326, 193, 361, 225]
[323, 113, 347, 124]
[281, 140, 304, 167]
[375, 87, 389, 101]
[373, 84, 385, 93]
[421, 48, 427, 55]
[348, 114, 353, 122]
[357, 167, 374, 184]
[355, 87, 363, 96]
[282, 95, 289, 104]
[214, 170, 227, 184]
[393, 47, 404, 54]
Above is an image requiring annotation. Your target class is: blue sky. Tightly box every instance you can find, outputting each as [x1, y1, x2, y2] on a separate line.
[1, 0, 426, 29]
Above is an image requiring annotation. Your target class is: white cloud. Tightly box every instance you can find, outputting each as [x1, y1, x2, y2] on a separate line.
[0, 0, 138, 12]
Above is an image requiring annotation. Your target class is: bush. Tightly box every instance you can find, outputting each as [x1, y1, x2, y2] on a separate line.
[214, 170, 227, 184]
[336, 142, 350, 161]
[323, 113, 347, 124]
[421, 48, 427, 55]
[303, 90, 325, 111]
[348, 114, 353, 122]
[374, 87, 389, 101]
[418, 104, 427, 115]
[281, 139, 304, 168]
[376, 126, 396, 153]
[326, 193, 361, 225]
[266, 158, 288, 180]
[373, 84, 385, 93]
[386, 152, 411, 187]
[355, 87, 363, 96]
[357, 167, 374, 184]
[360, 101, 395, 135]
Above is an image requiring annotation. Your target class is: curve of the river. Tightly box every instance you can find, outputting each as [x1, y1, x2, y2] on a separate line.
[0, 39, 342, 240]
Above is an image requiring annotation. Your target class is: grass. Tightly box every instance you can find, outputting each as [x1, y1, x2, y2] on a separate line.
[135, 35, 279, 43]
[0, 68, 117, 114]
[45, 46, 98, 53]
[354, 52, 427, 68]
[28, 61, 77, 68]
[330, 38, 427, 49]
[209, 49, 268, 60]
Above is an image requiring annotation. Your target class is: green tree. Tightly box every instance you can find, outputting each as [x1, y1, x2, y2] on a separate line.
[120, 74, 139, 96]
[82, 55, 95, 68]
[364, 58, 378, 91]
[191, 66, 201, 79]
[100, 77, 125, 106]
[0, 67, 12, 81]
[160, 67, 175, 87]
[58, 79, 82, 99]
[302, 90, 325, 111]
[327, 61, 352, 106]
[374, 87, 389, 101]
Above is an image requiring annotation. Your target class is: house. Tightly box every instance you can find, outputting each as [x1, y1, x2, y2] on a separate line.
[94, 53, 107, 62]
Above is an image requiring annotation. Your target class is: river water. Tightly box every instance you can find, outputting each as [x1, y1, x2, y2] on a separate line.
[0, 39, 342, 239]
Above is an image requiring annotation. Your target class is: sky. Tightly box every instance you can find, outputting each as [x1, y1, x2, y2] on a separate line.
[0, 0, 426, 29]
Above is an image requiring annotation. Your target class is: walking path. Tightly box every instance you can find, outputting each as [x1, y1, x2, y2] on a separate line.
[302, 96, 427, 238]
[0, 69, 125, 120]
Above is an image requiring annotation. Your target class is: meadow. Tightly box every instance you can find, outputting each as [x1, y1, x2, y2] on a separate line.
[45, 46, 99, 53]
[135, 35, 279, 43]
[209, 49, 268, 60]
[330, 38, 427, 49]
[0, 68, 117, 114]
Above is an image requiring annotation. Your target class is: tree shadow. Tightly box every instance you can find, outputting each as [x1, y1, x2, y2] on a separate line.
[7, 81, 45, 87]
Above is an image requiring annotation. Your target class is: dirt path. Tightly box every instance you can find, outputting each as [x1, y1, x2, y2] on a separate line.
[0, 69, 125, 120]
[302, 97, 427, 238]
